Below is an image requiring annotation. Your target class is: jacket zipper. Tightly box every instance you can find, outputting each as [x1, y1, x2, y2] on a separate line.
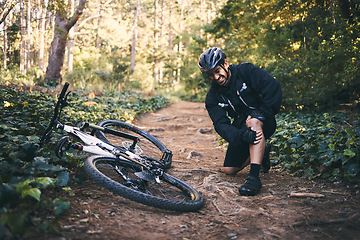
[236, 90, 256, 110]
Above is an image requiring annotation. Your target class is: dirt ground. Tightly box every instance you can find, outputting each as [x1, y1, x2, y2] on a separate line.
[54, 101, 359, 240]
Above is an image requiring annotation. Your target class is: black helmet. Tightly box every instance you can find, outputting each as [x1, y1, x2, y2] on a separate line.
[198, 47, 226, 73]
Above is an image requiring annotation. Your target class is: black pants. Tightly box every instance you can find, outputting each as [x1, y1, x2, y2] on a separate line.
[223, 116, 276, 168]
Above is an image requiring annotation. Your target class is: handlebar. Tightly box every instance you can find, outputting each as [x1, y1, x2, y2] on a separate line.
[40, 82, 70, 146]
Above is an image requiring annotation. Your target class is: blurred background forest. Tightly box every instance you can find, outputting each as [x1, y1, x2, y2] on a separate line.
[0, 0, 358, 108]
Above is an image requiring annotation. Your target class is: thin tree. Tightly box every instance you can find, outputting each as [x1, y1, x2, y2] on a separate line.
[20, 1, 26, 74]
[38, 0, 46, 72]
[3, 19, 7, 69]
[153, 0, 159, 90]
[26, 0, 31, 72]
[67, 0, 75, 73]
[168, 0, 173, 84]
[95, 0, 103, 48]
[130, 0, 140, 73]
[45, 0, 86, 85]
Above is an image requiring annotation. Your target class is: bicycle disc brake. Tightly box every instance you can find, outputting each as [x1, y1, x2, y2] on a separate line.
[55, 136, 70, 159]
[134, 171, 156, 183]
[135, 169, 162, 183]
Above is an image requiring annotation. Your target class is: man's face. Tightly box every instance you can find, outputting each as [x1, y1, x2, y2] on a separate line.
[206, 60, 229, 86]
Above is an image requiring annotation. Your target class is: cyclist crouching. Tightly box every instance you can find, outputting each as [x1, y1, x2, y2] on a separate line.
[198, 47, 282, 196]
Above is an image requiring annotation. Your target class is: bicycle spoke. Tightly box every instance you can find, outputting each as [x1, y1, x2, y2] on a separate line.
[95, 120, 172, 169]
[145, 182, 192, 202]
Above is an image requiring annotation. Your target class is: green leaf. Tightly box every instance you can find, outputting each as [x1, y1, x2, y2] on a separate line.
[16, 180, 32, 193]
[53, 199, 70, 216]
[55, 172, 70, 186]
[36, 177, 55, 187]
[343, 149, 356, 158]
[22, 188, 41, 201]
[345, 128, 356, 139]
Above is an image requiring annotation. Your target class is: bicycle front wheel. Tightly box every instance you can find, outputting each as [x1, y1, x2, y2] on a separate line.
[95, 120, 172, 169]
[84, 156, 204, 212]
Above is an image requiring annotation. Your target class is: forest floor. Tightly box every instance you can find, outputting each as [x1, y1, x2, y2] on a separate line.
[51, 101, 359, 240]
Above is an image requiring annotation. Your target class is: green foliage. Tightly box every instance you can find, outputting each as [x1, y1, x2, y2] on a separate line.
[0, 86, 169, 237]
[270, 111, 360, 183]
[177, 27, 212, 102]
[216, 110, 360, 183]
[188, 0, 360, 109]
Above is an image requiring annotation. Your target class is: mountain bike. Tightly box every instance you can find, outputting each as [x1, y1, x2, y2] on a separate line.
[40, 82, 204, 212]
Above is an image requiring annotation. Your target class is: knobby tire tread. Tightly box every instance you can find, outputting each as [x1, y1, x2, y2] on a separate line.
[84, 156, 203, 212]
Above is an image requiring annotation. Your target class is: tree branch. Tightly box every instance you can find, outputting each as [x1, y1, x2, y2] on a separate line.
[0, 0, 17, 24]
[66, 0, 87, 30]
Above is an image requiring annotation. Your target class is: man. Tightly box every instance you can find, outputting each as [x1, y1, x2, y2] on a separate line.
[198, 47, 282, 196]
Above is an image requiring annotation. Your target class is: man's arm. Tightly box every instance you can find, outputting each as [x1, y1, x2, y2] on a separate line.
[205, 92, 257, 145]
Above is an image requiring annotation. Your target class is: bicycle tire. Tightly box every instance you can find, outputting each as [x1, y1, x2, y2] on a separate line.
[95, 120, 172, 169]
[84, 155, 204, 212]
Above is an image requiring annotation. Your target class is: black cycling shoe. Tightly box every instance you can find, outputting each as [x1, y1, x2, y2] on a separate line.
[239, 176, 262, 196]
[261, 143, 271, 173]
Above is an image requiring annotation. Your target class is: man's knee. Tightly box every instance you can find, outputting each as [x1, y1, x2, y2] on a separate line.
[246, 118, 263, 131]
[223, 167, 241, 175]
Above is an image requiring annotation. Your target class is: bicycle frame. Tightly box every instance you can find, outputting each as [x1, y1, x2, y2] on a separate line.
[55, 120, 151, 168]
[57, 121, 163, 183]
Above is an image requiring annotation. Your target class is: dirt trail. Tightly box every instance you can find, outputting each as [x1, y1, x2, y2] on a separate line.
[57, 101, 360, 240]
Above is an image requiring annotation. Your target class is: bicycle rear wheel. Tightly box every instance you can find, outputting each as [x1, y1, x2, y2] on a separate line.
[84, 156, 204, 212]
[95, 120, 172, 169]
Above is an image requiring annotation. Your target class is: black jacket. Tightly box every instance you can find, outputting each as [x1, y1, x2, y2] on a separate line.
[205, 63, 282, 144]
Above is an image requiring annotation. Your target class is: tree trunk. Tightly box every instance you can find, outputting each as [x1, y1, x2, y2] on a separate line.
[153, 0, 159, 90]
[3, 19, 7, 69]
[38, 0, 46, 72]
[168, 0, 173, 84]
[160, 0, 164, 44]
[45, 0, 86, 85]
[177, 1, 184, 83]
[95, 0, 104, 48]
[67, 0, 75, 73]
[168, 0, 172, 50]
[26, 0, 32, 72]
[130, 1, 139, 73]
[158, 0, 164, 82]
[67, 28, 75, 73]
[20, 1, 26, 74]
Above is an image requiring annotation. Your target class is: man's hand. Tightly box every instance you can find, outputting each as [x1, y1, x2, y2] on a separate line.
[246, 115, 263, 145]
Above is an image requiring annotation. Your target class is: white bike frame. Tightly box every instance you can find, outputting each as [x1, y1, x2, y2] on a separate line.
[59, 123, 144, 163]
